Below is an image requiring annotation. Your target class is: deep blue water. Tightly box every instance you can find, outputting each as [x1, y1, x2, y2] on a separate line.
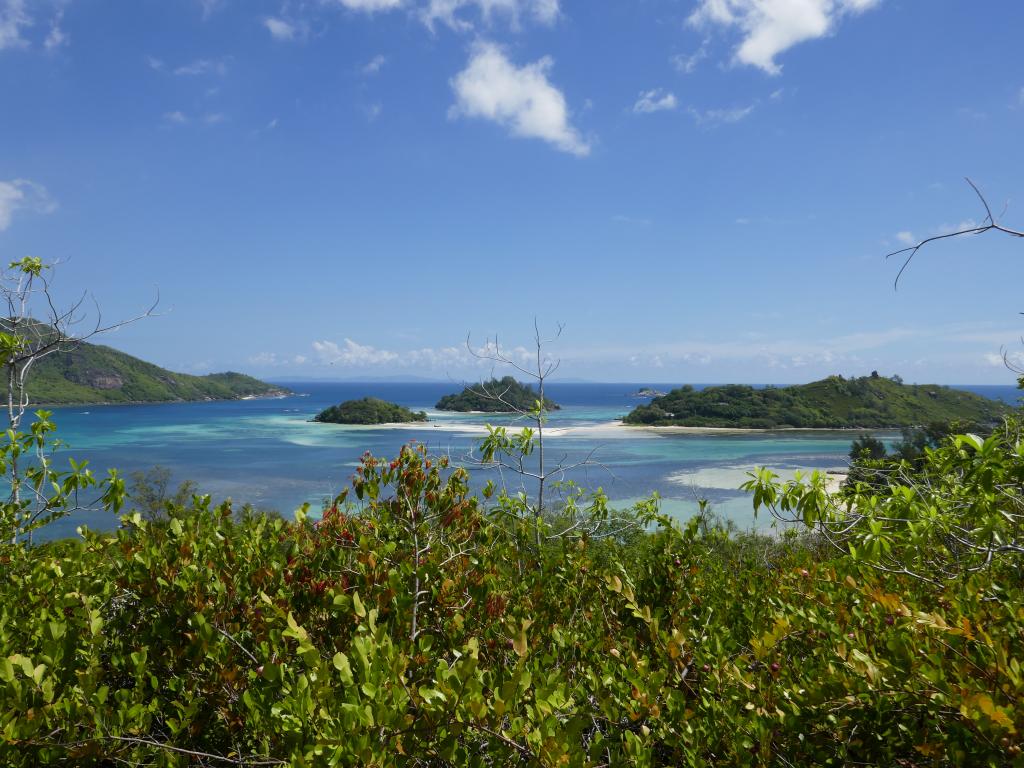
[34, 381, 1020, 540]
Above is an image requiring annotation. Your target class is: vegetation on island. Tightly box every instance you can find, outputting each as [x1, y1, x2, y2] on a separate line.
[624, 372, 1011, 429]
[436, 375, 560, 412]
[12, 325, 287, 405]
[314, 397, 427, 425]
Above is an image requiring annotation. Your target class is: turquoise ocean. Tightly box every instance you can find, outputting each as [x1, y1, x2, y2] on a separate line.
[36, 382, 1021, 540]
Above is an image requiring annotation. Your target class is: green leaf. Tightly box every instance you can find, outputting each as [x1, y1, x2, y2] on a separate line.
[512, 619, 532, 658]
[333, 652, 354, 686]
[285, 612, 309, 642]
[419, 687, 446, 705]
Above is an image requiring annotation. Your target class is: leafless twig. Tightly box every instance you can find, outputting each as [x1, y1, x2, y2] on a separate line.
[886, 177, 1022, 289]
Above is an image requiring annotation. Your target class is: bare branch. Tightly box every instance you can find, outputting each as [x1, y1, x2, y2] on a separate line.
[886, 177, 1023, 289]
[102, 735, 285, 766]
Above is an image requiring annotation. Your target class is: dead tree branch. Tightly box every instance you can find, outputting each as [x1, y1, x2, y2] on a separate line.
[886, 177, 1022, 289]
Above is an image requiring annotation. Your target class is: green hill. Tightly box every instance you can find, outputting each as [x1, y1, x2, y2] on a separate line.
[436, 376, 560, 413]
[21, 340, 288, 406]
[623, 374, 1012, 429]
[314, 398, 427, 425]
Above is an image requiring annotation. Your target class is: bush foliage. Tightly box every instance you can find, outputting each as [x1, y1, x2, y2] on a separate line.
[3, 416, 1024, 765]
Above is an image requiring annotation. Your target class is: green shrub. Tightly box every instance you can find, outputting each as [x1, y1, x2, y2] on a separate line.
[2, 433, 1023, 765]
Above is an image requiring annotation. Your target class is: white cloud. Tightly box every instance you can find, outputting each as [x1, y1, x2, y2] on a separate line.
[364, 102, 383, 121]
[687, 103, 755, 125]
[894, 230, 915, 246]
[43, 10, 66, 51]
[633, 89, 678, 114]
[313, 339, 400, 366]
[933, 219, 980, 236]
[689, 0, 882, 75]
[572, 322, 1024, 376]
[174, 58, 229, 76]
[253, 322, 1014, 378]
[0, 0, 30, 50]
[249, 352, 309, 367]
[263, 17, 298, 40]
[449, 41, 589, 156]
[957, 106, 987, 121]
[422, 0, 559, 30]
[362, 54, 387, 74]
[306, 337, 533, 370]
[0, 179, 56, 231]
[336, 0, 404, 12]
[249, 352, 278, 366]
[199, 0, 223, 19]
[531, 0, 558, 23]
[986, 351, 1024, 369]
[163, 111, 226, 125]
[671, 40, 709, 74]
[146, 55, 165, 71]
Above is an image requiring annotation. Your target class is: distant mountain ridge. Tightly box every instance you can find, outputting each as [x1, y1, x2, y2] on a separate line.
[20, 338, 288, 406]
[624, 374, 1013, 429]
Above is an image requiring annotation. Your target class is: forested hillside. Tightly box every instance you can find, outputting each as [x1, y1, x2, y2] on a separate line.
[23, 339, 287, 405]
[625, 373, 1010, 428]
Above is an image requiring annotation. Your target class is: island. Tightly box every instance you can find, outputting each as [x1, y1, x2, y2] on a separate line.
[633, 387, 667, 398]
[623, 374, 1011, 429]
[24, 335, 288, 405]
[314, 398, 427, 425]
[435, 376, 560, 413]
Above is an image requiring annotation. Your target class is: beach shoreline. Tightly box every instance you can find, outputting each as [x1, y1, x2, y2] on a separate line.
[312, 418, 893, 441]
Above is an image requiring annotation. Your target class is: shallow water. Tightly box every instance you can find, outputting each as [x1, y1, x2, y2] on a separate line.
[35, 381, 1018, 540]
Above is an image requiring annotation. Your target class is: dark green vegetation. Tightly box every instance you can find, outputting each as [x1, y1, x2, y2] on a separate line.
[314, 397, 427, 425]
[23, 334, 286, 405]
[436, 375, 559, 412]
[845, 420, 998, 490]
[126, 466, 198, 522]
[849, 433, 888, 461]
[4, 419, 1024, 766]
[624, 373, 1011, 429]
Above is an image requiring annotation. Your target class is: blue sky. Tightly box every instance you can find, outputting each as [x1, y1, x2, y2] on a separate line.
[1, 0, 1023, 384]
